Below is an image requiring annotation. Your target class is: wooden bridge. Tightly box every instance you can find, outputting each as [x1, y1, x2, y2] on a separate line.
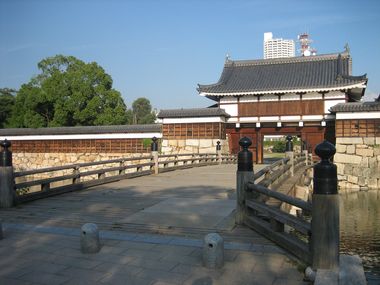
[0, 138, 357, 284]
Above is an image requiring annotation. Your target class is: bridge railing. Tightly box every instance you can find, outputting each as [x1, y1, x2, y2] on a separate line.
[0, 139, 236, 205]
[236, 136, 339, 273]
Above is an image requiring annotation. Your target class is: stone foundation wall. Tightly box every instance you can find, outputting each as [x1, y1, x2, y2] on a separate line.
[335, 137, 380, 191]
[161, 139, 229, 154]
[13, 152, 150, 172]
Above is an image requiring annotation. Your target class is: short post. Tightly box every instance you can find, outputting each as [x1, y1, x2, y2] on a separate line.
[73, 165, 81, 184]
[311, 140, 339, 271]
[236, 137, 254, 225]
[216, 141, 222, 164]
[80, 223, 101, 254]
[302, 140, 309, 165]
[151, 137, 159, 174]
[0, 140, 15, 208]
[202, 233, 224, 269]
[119, 160, 125, 175]
[285, 135, 294, 176]
[0, 222, 3, 239]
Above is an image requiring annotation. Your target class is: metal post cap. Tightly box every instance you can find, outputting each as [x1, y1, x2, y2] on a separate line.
[238, 137, 253, 171]
[216, 140, 221, 151]
[285, 135, 293, 152]
[0, 139, 12, 167]
[239, 137, 252, 149]
[0, 139, 11, 149]
[315, 140, 336, 160]
[313, 140, 337, 195]
[151, 136, 158, 151]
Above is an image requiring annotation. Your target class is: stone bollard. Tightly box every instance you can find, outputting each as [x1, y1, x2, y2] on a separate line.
[311, 140, 339, 271]
[0, 140, 15, 208]
[80, 223, 100, 254]
[202, 233, 224, 269]
[236, 137, 254, 225]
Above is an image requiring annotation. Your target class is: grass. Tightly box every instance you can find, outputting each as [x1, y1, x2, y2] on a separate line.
[264, 152, 285, 159]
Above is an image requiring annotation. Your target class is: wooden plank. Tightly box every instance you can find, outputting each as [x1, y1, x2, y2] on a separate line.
[246, 199, 311, 234]
[244, 215, 311, 264]
[15, 173, 78, 189]
[246, 183, 312, 211]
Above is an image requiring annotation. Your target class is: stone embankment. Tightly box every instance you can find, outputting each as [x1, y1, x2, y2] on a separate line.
[335, 137, 380, 191]
[161, 139, 229, 154]
[13, 152, 149, 172]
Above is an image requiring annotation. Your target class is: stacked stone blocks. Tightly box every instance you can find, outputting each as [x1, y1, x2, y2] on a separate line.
[335, 137, 380, 191]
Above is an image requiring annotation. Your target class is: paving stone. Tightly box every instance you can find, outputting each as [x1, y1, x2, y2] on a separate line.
[136, 268, 188, 284]
[52, 255, 103, 269]
[170, 263, 202, 275]
[99, 245, 128, 255]
[59, 267, 108, 282]
[129, 258, 179, 271]
[94, 262, 143, 275]
[0, 277, 33, 285]
[100, 271, 153, 285]
[18, 271, 72, 285]
[90, 252, 135, 264]
[116, 240, 156, 250]
[160, 253, 202, 266]
[151, 244, 196, 256]
[23, 262, 68, 274]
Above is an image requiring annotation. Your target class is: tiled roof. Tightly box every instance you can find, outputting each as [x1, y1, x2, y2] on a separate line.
[157, 108, 230, 118]
[330, 102, 380, 113]
[197, 52, 367, 96]
[0, 124, 161, 136]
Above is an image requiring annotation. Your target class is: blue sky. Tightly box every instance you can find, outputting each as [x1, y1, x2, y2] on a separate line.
[1, 0, 379, 110]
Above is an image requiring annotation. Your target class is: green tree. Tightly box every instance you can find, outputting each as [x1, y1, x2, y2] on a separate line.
[129, 97, 156, 124]
[7, 55, 128, 128]
[0, 88, 16, 128]
[272, 140, 286, 153]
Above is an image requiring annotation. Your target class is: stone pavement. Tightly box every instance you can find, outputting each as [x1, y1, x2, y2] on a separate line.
[0, 165, 310, 284]
[0, 224, 309, 285]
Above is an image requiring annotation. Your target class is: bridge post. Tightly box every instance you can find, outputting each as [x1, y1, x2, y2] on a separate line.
[216, 141, 222, 164]
[285, 135, 294, 176]
[311, 140, 339, 271]
[236, 137, 253, 225]
[302, 140, 309, 165]
[151, 137, 159, 174]
[0, 139, 15, 208]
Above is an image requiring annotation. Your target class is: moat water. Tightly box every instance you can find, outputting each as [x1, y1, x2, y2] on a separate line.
[340, 190, 380, 284]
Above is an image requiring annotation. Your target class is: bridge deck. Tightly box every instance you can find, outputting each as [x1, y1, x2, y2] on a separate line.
[2, 164, 274, 244]
[1, 164, 310, 285]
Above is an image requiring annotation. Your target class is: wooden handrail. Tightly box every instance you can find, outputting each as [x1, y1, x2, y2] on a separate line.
[246, 182, 312, 211]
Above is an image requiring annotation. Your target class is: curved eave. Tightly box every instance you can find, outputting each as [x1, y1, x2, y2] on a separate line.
[199, 81, 367, 97]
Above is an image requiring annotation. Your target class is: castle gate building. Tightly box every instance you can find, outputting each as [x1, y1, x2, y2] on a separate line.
[197, 51, 367, 163]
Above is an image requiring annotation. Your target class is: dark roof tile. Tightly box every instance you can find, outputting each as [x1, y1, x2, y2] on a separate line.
[157, 108, 230, 118]
[0, 124, 161, 136]
[198, 52, 367, 96]
[330, 102, 380, 113]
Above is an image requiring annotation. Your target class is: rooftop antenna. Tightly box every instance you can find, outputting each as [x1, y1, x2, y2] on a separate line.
[297, 33, 317, 56]
[225, 53, 231, 63]
[344, 43, 350, 54]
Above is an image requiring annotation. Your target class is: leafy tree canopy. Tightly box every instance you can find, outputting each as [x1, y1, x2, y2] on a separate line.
[7, 55, 128, 128]
[0, 88, 16, 128]
[129, 97, 156, 124]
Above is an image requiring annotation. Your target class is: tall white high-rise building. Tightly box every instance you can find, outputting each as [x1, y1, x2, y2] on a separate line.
[263, 32, 295, 59]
